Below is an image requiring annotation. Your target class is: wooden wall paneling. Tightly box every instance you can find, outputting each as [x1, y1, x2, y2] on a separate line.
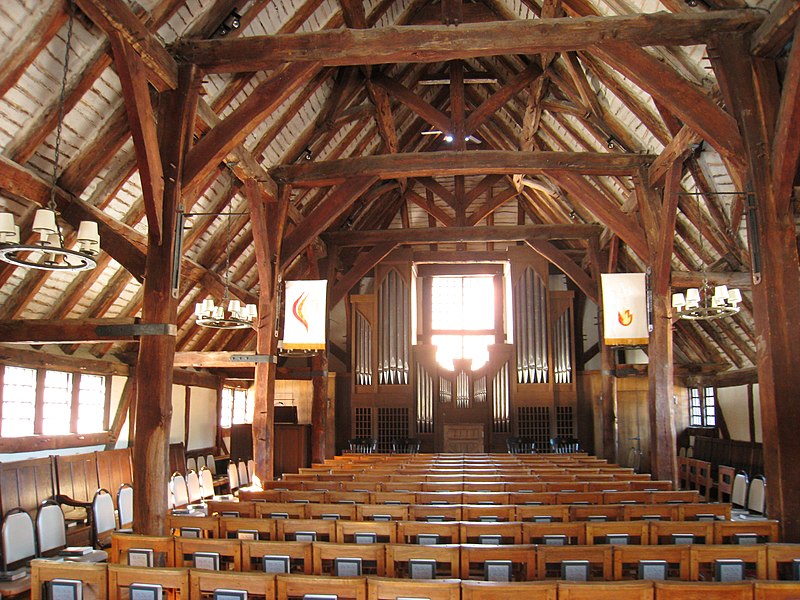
[55, 453, 100, 506]
[0, 457, 55, 517]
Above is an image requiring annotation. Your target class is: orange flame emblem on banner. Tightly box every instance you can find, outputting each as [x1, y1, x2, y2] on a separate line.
[618, 309, 633, 327]
[292, 292, 309, 332]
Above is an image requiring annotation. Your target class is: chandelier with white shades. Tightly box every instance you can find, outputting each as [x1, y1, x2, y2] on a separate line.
[194, 208, 257, 329]
[672, 280, 742, 320]
[0, 0, 99, 272]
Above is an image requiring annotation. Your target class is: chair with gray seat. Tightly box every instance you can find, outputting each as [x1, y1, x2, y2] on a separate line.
[2, 507, 36, 570]
[36, 500, 67, 557]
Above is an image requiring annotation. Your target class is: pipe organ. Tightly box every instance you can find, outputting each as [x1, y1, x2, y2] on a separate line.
[350, 249, 577, 453]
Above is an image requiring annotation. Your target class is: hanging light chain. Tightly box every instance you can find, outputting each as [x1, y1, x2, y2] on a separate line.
[49, 0, 75, 216]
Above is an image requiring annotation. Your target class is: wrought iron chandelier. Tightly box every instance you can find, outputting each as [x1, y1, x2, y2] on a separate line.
[0, 0, 99, 272]
[194, 208, 256, 329]
[672, 280, 742, 320]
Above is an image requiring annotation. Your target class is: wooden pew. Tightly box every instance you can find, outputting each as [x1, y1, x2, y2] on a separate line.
[516, 505, 571, 523]
[462, 504, 516, 522]
[110, 533, 176, 567]
[715, 521, 780, 544]
[31, 560, 107, 600]
[95, 449, 133, 502]
[559, 580, 654, 600]
[754, 581, 800, 599]
[522, 521, 587, 545]
[367, 576, 461, 600]
[107, 564, 189, 600]
[311, 542, 386, 575]
[355, 504, 408, 522]
[459, 521, 523, 544]
[654, 581, 754, 600]
[569, 504, 624, 522]
[276, 518, 338, 542]
[205, 500, 257, 519]
[408, 504, 463, 522]
[336, 520, 398, 543]
[275, 574, 366, 600]
[613, 544, 691, 580]
[384, 543, 461, 578]
[535, 545, 614, 580]
[167, 515, 220, 538]
[240, 540, 312, 574]
[585, 520, 650, 545]
[218, 517, 277, 541]
[397, 521, 461, 544]
[254, 502, 307, 520]
[174, 537, 242, 571]
[460, 580, 557, 600]
[622, 505, 681, 522]
[649, 520, 715, 545]
[689, 544, 767, 580]
[766, 543, 800, 580]
[189, 569, 275, 600]
[304, 502, 358, 521]
[459, 543, 537, 581]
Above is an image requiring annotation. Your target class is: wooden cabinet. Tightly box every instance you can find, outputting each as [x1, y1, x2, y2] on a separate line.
[274, 423, 311, 477]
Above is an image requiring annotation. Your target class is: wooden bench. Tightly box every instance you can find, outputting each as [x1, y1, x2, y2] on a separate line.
[336, 520, 398, 543]
[311, 541, 385, 575]
[167, 515, 220, 538]
[754, 581, 800, 599]
[31, 560, 107, 600]
[585, 520, 650, 545]
[304, 502, 358, 521]
[254, 502, 307, 520]
[240, 540, 313, 574]
[218, 516, 277, 541]
[654, 581, 754, 600]
[462, 504, 516, 522]
[559, 580, 654, 600]
[536, 545, 613, 580]
[459, 521, 523, 545]
[649, 520, 715, 545]
[275, 574, 366, 600]
[367, 576, 461, 600]
[715, 520, 780, 544]
[459, 543, 537, 581]
[110, 533, 176, 567]
[522, 521, 587, 545]
[766, 543, 800, 580]
[174, 537, 242, 571]
[397, 520, 461, 544]
[206, 500, 257, 518]
[276, 518, 337, 542]
[622, 505, 681, 522]
[689, 544, 767, 580]
[108, 564, 189, 600]
[188, 569, 275, 600]
[613, 544, 691, 581]
[408, 504, 463, 522]
[460, 580, 557, 600]
[384, 543, 461, 578]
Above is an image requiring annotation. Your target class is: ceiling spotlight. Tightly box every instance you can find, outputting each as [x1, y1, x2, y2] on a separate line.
[214, 10, 242, 37]
[606, 136, 617, 150]
[303, 147, 312, 161]
[443, 134, 454, 143]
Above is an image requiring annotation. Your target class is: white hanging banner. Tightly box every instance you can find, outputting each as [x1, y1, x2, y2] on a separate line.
[282, 279, 328, 350]
[600, 273, 649, 346]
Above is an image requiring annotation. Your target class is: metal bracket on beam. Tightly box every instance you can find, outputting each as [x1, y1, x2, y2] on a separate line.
[231, 354, 278, 363]
[95, 323, 177, 337]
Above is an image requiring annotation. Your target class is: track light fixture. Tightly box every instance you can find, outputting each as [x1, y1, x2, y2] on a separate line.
[214, 10, 242, 37]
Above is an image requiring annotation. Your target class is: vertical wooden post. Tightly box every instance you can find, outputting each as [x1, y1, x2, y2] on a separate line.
[246, 180, 291, 483]
[132, 64, 199, 535]
[588, 236, 617, 462]
[714, 33, 800, 542]
[645, 162, 680, 484]
[311, 353, 328, 464]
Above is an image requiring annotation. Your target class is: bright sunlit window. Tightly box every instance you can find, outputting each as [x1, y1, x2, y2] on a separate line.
[42, 370, 72, 435]
[431, 275, 496, 370]
[221, 386, 253, 427]
[2, 366, 36, 437]
[78, 374, 106, 433]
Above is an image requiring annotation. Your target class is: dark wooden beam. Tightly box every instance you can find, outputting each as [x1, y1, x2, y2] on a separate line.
[75, 0, 177, 91]
[323, 223, 600, 246]
[526, 239, 598, 303]
[671, 271, 753, 289]
[108, 32, 165, 241]
[771, 20, 800, 217]
[281, 176, 378, 270]
[271, 151, 655, 186]
[371, 75, 451, 132]
[330, 243, 397, 307]
[0, 345, 129, 375]
[173, 10, 763, 71]
[0, 318, 161, 344]
[750, 0, 800, 58]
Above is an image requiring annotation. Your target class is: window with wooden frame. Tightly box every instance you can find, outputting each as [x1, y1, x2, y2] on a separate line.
[689, 386, 717, 427]
[0, 365, 111, 438]
[220, 385, 252, 428]
[421, 264, 504, 372]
